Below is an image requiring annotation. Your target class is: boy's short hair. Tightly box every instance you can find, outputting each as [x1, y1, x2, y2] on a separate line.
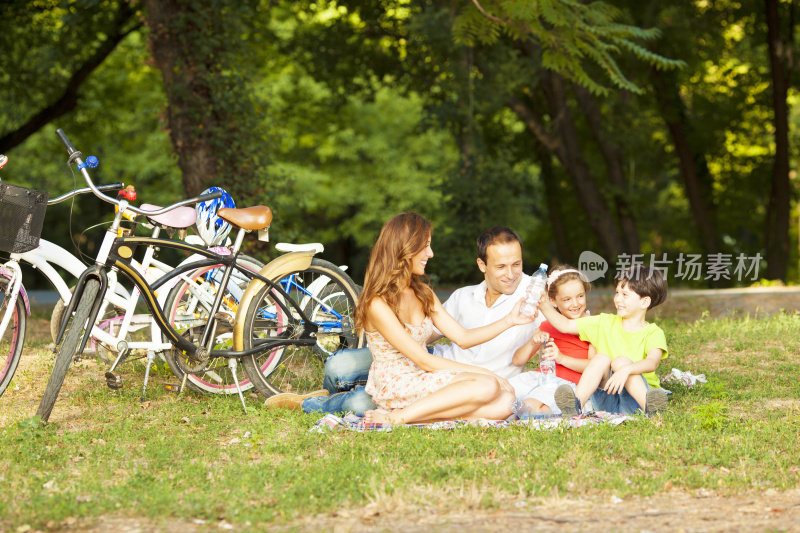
[476, 226, 522, 263]
[614, 265, 668, 309]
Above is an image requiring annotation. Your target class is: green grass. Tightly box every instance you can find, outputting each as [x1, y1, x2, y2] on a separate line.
[1, 311, 800, 530]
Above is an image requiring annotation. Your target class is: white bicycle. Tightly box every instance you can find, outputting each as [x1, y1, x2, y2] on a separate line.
[0, 155, 357, 401]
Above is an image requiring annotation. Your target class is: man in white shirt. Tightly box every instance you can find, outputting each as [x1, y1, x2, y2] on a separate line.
[266, 226, 543, 414]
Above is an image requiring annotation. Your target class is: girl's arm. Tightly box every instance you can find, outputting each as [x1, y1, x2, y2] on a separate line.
[512, 329, 548, 367]
[543, 341, 596, 373]
[430, 293, 534, 350]
[367, 297, 499, 375]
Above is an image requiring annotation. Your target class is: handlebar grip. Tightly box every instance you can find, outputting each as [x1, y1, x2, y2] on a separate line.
[196, 190, 223, 203]
[55, 128, 78, 155]
[97, 182, 125, 192]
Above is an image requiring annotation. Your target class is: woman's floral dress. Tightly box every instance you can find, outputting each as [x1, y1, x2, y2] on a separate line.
[364, 316, 461, 410]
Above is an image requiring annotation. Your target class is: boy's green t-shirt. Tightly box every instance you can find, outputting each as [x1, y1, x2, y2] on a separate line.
[576, 313, 668, 388]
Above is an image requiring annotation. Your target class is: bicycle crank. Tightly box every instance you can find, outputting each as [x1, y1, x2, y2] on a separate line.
[174, 346, 210, 375]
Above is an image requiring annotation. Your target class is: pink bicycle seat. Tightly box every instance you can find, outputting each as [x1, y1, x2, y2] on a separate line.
[140, 203, 197, 229]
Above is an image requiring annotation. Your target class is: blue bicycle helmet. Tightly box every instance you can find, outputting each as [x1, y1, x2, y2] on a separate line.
[195, 187, 236, 246]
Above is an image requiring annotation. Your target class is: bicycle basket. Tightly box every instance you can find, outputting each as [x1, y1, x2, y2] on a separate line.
[0, 183, 48, 254]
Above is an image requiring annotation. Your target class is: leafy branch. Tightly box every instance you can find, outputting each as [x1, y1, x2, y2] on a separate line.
[458, 0, 685, 95]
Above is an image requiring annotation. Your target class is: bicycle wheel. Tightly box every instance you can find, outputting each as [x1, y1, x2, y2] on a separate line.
[163, 255, 263, 395]
[51, 287, 127, 363]
[0, 276, 26, 397]
[37, 278, 100, 423]
[241, 258, 363, 398]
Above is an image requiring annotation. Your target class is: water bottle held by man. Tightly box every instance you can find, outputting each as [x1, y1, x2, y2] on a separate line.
[520, 263, 548, 316]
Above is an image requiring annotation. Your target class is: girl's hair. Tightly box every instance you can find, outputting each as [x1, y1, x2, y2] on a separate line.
[354, 213, 435, 332]
[546, 264, 591, 300]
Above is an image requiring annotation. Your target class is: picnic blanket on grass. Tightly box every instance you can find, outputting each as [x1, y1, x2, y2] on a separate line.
[310, 411, 636, 433]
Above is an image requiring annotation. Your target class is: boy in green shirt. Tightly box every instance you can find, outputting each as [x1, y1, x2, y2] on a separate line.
[538, 265, 669, 416]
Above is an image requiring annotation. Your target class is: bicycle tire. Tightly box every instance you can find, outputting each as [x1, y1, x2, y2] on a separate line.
[36, 278, 100, 423]
[162, 255, 263, 395]
[0, 276, 26, 397]
[50, 287, 124, 363]
[241, 258, 363, 398]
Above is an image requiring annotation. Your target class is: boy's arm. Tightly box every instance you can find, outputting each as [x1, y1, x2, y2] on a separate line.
[537, 293, 579, 335]
[603, 348, 663, 395]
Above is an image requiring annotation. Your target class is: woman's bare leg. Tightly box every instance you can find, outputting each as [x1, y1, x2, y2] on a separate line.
[364, 373, 514, 424]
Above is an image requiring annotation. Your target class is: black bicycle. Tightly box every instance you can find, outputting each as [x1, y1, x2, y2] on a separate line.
[36, 129, 362, 422]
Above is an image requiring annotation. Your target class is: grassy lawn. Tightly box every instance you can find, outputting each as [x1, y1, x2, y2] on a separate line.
[1, 306, 799, 530]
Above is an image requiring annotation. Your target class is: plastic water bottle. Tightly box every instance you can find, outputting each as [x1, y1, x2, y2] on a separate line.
[539, 339, 556, 383]
[520, 263, 548, 316]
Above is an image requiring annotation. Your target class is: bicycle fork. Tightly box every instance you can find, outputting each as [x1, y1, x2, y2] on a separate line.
[0, 262, 25, 341]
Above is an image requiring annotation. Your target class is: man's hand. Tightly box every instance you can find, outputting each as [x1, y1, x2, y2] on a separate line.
[508, 298, 537, 326]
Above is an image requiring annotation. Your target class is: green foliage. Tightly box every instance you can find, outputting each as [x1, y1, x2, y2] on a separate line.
[690, 401, 729, 430]
[453, 0, 685, 95]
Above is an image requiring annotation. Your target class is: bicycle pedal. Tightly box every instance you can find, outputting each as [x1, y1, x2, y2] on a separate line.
[105, 371, 123, 390]
[164, 383, 181, 393]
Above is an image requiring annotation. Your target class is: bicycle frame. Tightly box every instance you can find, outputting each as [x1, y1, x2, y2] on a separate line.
[61, 232, 319, 361]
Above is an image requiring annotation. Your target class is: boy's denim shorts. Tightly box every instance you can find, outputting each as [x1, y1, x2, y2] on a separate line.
[590, 374, 650, 414]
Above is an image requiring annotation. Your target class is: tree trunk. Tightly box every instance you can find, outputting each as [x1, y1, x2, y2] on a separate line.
[540, 71, 625, 261]
[572, 84, 641, 253]
[142, 0, 217, 196]
[536, 145, 572, 263]
[764, 0, 793, 281]
[510, 78, 625, 262]
[650, 68, 721, 257]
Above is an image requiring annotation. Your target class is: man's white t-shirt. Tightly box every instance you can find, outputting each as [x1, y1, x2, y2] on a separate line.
[432, 273, 543, 379]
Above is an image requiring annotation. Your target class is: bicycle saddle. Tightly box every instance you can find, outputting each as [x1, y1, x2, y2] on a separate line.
[217, 206, 273, 230]
[140, 203, 197, 229]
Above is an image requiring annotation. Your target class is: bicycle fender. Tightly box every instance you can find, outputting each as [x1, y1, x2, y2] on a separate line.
[0, 267, 30, 316]
[233, 251, 315, 351]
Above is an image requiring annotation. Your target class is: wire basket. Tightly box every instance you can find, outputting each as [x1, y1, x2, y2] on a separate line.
[0, 183, 49, 254]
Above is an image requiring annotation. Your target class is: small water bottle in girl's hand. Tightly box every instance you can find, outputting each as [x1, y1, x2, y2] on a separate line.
[539, 337, 556, 383]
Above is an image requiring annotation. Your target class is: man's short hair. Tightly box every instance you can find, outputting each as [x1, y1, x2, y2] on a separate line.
[614, 265, 668, 309]
[476, 226, 522, 263]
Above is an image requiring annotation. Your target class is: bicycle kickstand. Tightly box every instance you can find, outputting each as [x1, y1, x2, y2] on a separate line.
[105, 342, 129, 390]
[229, 358, 247, 414]
[141, 350, 156, 401]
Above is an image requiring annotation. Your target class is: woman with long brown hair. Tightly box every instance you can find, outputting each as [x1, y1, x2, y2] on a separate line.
[357, 213, 533, 425]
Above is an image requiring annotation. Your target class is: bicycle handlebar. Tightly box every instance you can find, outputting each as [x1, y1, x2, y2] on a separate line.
[55, 128, 222, 216]
[48, 183, 125, 205]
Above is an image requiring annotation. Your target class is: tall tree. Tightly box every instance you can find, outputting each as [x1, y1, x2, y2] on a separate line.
[764, 0, 794, 280]
[142, 0, 262, 196]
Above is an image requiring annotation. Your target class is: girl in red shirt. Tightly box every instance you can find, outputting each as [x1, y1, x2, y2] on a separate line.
[508, 265, 594, 416]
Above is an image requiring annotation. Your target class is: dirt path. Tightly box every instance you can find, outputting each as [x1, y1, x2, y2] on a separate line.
[67, 489, 800, 532]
